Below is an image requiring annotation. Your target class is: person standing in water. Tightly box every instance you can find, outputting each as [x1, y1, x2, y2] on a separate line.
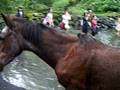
[43, 8, 54, 27]
[91, 14, 98, 36]
[59, 10, 71, 31]
[81, 10, 89, 34]
[115, 18, 120, 36]
[16, 7, 24, 18]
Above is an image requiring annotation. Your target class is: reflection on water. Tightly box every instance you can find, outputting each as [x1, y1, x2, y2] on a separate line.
[2, 52, 64, 90]
[96, 30, 120, 46]
[1, 29, 120, 90]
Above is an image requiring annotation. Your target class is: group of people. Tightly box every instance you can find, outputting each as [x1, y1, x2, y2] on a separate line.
[43, 8, 98, 36]
[42, 8, 71, 31]
[80, 10, 98, 36]
[15, 7, 120, 37]
[15, 7, 72, 31]
[15, 7, 99, 36]
[15, 7, 98, 36]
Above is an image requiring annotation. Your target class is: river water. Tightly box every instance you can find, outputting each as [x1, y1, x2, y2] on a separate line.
[0, 29, 120, 90]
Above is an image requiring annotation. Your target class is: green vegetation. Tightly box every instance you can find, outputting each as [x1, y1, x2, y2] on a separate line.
[0, 0, 120, 15]
[0, 0, 119, 29]
[0, 0, 120, 22]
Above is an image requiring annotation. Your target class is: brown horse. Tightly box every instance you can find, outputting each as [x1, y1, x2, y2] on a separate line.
[1, 14, 120, 90]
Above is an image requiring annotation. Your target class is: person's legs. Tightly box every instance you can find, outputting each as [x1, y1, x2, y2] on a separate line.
[91, 28, 97, 36]
[65, 24, 70, 31]
[59, 22, 65, 30]
[82, 25, 88, 34]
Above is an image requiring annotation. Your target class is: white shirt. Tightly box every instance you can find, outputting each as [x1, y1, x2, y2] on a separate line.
[43, 12, 53, 25]
[47, 13, 53, 20]
[62, 13, 71, 24]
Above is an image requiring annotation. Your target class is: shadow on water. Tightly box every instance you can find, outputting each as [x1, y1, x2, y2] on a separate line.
[0, 73, 26, 90]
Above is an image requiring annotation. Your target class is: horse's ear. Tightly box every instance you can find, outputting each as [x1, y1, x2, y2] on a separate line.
[1, 13, 13, 29]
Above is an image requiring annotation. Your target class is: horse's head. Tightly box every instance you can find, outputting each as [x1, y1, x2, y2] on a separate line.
[0, 14, 41, 71]
[0, 31, 23, 71]
[0, 14, 24, 71]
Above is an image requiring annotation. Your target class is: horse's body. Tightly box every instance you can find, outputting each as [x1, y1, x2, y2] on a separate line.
[1, 14, 120, 90]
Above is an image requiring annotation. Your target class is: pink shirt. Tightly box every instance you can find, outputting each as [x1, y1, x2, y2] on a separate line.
[91, 19, 97, 29]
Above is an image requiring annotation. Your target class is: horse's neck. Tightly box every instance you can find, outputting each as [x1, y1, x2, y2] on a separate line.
[29, 30, 77, 69]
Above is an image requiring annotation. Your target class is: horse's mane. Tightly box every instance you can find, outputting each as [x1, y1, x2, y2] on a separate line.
[77, 33, 96, 43]
[77, 33, 105, 48]
[12, 17, 104, 49]
[13, 18, 44, 46]
[13, 17, 78, 47]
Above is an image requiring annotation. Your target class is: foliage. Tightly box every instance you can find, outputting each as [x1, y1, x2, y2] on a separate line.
[0, 0, 120, 18]
[0, 0, 120, 30]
